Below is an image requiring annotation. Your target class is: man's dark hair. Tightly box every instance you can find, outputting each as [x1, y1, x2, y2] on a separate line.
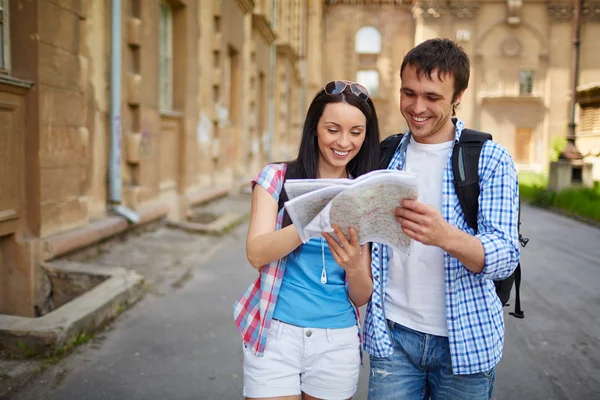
[400, 38, 470, 104]
[279, 87, 381, 228]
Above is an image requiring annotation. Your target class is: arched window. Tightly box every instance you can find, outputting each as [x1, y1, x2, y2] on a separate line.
[355, 26, 381, 54]
[356, 70, 379, 97]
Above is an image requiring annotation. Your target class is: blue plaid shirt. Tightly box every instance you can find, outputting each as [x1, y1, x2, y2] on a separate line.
[363, 119, 520, 375]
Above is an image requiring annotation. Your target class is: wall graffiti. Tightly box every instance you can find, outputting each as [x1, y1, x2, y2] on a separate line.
[140, 127, 152, 158]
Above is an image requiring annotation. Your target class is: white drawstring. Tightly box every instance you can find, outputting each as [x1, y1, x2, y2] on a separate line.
[320, 238, 327, 284]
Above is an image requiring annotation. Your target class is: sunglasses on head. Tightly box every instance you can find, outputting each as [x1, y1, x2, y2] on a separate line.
[324, 80, 370, 101]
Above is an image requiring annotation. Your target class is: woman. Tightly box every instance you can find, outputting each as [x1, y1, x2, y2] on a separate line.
[234, 80, 381, 400]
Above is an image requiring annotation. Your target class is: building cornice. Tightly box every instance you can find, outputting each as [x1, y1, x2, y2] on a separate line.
[0, 74, 34, 91]
[412, 1, 446, 20]
[449, 1, 479, 19]
[577, 83, 600, 105]
[583, 0, 600, 21]
[411, 1, 479, 20]
[276, 43, 299, 63]
[479, 94, 545, 106]
[252, 13, 277, 44]
[235, 0, 255, 14]
[547, 0, 600, 22]
[325, 0, 411, 5]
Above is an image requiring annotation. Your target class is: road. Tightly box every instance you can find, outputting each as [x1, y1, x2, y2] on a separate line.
[6, 203, 600, 400]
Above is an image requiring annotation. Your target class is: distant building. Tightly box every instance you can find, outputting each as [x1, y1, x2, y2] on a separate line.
[324, 0, 600, 177]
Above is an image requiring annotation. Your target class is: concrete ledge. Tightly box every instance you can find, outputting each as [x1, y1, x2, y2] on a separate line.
[185, 187, 230, 207]
[42, 202, 169, 261]
[0, 262, 145, 354]
[168, 211, 248, 236]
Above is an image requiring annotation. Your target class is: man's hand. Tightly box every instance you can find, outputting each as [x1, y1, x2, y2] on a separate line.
[396, 198, 486, 273]
[394, 199, 452, 248]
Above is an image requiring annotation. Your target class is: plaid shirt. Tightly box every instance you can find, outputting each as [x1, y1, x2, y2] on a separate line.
[363, 119, 521, 375]
[233, 163, 288, 356]
[233, 163, 361, 356]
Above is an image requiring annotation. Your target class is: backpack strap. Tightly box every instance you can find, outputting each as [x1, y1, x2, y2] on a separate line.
[510, 205, 528, 319]
[452, 129, 526, 319]
[509, 263, 524, 318]
[277, 163, 290, 213]
[451, 129, 492, 231]
[379, 133, 404, 169]
[380, 128, 493, 231]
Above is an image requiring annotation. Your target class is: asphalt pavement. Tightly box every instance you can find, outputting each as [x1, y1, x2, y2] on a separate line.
[5, 202, 600, 400]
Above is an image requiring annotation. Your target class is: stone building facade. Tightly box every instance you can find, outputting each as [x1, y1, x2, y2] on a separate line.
[0, 0, 598, 318]
[0, 0, 311, 318]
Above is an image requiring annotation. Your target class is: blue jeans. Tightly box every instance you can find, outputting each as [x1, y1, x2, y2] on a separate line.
[368, 320, 495, 400]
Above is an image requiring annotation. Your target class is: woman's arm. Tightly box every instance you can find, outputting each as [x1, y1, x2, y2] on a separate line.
[246, 185, 302, 269]
[323, 226, 373, 307]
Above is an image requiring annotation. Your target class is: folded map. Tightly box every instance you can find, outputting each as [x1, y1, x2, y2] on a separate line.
[283, 169, 419, 253]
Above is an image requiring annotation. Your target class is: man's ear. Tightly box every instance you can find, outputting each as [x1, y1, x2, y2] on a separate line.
[453, 90, 465, 106]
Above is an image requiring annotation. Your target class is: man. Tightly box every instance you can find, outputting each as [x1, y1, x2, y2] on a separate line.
[364, 38, 520, 399]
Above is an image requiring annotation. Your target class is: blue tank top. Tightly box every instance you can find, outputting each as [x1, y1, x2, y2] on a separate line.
[273, 237, 356, 328]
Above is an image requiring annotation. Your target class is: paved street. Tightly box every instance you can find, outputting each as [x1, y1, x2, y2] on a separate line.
[5, 202, 600, 400]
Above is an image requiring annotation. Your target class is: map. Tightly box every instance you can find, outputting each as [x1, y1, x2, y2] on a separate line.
[284, 170, 418, 253]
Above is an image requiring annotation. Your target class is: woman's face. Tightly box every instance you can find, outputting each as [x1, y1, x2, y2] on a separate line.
[316, 102, 367, 178]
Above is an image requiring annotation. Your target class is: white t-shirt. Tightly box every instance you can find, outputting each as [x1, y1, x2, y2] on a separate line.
[384, 138, 453, 337]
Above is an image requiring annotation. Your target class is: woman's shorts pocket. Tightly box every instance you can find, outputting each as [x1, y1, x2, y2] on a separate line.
[326, 325, 360, 348]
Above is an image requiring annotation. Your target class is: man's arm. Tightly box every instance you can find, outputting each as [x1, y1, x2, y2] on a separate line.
[471, 145, 520, 280]
[394, 145, 520, 278]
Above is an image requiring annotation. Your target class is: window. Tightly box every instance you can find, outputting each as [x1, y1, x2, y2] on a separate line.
[356, 70, 379, 97]
[580, 105, 600, 132]
[225, 46, 240, 125]
[519, 71, 534, 95]
[514, 128, 532, 164]
[0, 0, 10, 72]
[159, 1, 173, 110]
[455, 29, 471, 43]
[355, 26, 381, 54]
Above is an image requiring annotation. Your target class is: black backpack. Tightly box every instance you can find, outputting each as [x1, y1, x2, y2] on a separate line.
[379, 129, 528, 319]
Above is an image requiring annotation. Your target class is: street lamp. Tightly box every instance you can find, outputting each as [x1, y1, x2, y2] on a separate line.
[559, 0, 584, 160]
[549, 0, 595, 191]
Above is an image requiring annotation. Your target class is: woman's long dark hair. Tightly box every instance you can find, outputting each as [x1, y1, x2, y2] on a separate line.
[280, 87, 381, 227]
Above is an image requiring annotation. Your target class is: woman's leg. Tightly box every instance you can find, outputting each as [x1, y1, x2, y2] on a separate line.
[300, 326, 361, 400]
[243, 321, 303, 399]
[301, 393, 350, 400]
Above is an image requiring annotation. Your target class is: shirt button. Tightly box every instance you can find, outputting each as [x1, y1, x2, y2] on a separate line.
[376, 303, 381, 309]
[305, 330, 312, 337]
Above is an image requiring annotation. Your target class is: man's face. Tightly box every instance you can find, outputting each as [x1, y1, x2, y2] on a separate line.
[400, 64, 463, 144]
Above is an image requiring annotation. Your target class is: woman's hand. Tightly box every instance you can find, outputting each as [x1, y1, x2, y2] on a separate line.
[322, 225, 364, 277]
[323, 225, 373, 307]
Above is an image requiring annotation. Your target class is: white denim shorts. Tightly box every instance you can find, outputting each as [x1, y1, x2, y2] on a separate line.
[243, 319, 361, 399]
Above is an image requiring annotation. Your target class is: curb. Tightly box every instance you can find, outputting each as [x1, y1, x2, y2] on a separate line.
[0, 262, 145, 355]
[168, 211, 249, 236]
[42, 202, 169, 261]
